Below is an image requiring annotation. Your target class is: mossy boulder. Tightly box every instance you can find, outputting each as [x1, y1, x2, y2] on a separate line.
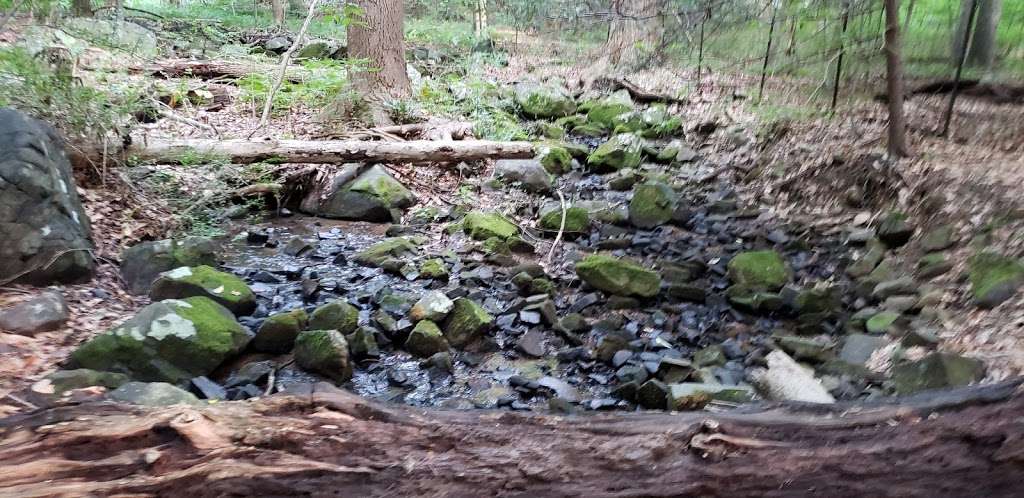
[920, 225, 956, 252]
[538, 122, 565, 139]
[539, 206, 590, 234]
[462, 211, 518, 241]
[555, 114, 587, 129]
[587, 133, 644, 173]
[252, 309, 308, 353]
[877, 211, 915, 248]
[346, 326, 379, 359]
[586, 90, 634, 129]
[865, 311, 901, 334]
[492, 159, 553, 193]
[294, 330, 353, 383]
[968, 251, 1024, 308]
[571, 123, 607, 137]
[628, 182, 677, 229]
[725, 286, 784, 313]
[537, 143, 573, 175]
[640, 105, 683, 138]
[727, 251, 790, 291]
[353, 237, 419, 267]
[299, 164, 416, 222]
[109, 382, 201, 406]
[121, 236, 218, 295]
[150, 265, 256, 316]
[513, 81, 577, 119]
[405, 320, 449, 357]
[37, 369, 129, 396]
[419, 258, 449, 280]
[308, 300, 359, 334]
[575, 254, 661, 298]
[442, 298, 493, 347]
[892, 353, 985, 395]
[70, 297, 251, 384]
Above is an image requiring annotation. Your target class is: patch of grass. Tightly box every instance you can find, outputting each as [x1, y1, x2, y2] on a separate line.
[418, 57, 527, 141]
[237, 58, 351, 112]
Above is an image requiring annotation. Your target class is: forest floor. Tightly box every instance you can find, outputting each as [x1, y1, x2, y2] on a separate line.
[1, 15, 1024, 419]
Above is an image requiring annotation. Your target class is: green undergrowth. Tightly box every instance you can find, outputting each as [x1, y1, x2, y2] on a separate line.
[237, 59, 351, 113]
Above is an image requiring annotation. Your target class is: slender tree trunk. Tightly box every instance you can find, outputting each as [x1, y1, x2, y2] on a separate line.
[903, 0, 916, 32]
[953, 0, 1002, 69]
[601, 0, 664, 72]
[272, 0, 287, 26]
[944, 0, 978, 136]
[71, 0, 92, 17]
[333, 0, 411, 125]
[883, 0, 909, 157]
[474, 0, 488, 38]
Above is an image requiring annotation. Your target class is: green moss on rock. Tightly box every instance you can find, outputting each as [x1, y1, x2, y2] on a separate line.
[462, 211, 518, 241]
[539, 207, 590, 233]
[419, 258, 449, 280]
[575, 254, 661, 298]
[514, 82, 577, 119]
[405, 320, 449, 357]
[586, 90, 634, 128]
[252, 309, 308, 353]
[893, 353, 984, 395]
[537, 143, 573, 174]
[727, 251, 790, 291]
[294, 330, 352, 383]
[150, 266, 256, 316]
[308, 300, 359, 334]
[587, 133, 643, 173]
[70, 297, 250, 384]
[628, 182, 677, 229]
[353, 237, 419, 267]
[442, 298, 493, 347]
[968, 251, 1024, 308]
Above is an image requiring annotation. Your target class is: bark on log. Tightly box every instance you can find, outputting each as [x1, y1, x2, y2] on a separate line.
[135, 59, 311, 83]
[73, 138, 536, 166]
[2, 380, 1023, 497]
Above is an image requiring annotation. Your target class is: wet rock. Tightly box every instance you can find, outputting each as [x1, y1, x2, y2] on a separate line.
[410, 291, 455, 322]
[865, 311, 901, 334]
[636, 379, 669, 409]
[516, 329, 546, 357]
[294, 330, 353, 383]
[693, 346, 726, 368]
[537, 376, 581, 402]
[920, 225, 956, 252]
[616, 364, 649, 384]
[872, 277, 917, 300]
[538, 206, 590, 234]
[282, 237, 314, 257]
[667, 383, 754, 410]
[727, 250, 790, 291]
[513, 81, 577, 119]
[607, 168, 639, 191]
[150, 266, 257, 316]
[585, 90, 634, 129]
[492, 159, 553, 193]
[968, 251, 1024, 308]
[300, 164, 416, 222]
[587, 133, 643, 173]
[424, 351, 454, 374]
[0, 109, 95, 285]
[442, 298, 494, 347]
[252, 308, 308, 353]
[190, 376, 227, 400]
[346, 326, 380, 359]
[656, 357, 695, 384]
[70, 297, 250, 383]
[352, 237, 419, 267]
[419, 258, 450, 280]
[892, 353, 985, 395]
[405, 320, 449, 357]
[109, 382, 201, 406]
[34, 369, 128, 397]
[596, 331, 632, 363]
[749, 351, 835, 403]
[0, 290, 68, 335]
[308, 300, 359, 335]
[839, 333, 888, 365]
[575, 254, 661, 298]
[628, 182, 677, 229]
[847, 240, 886, 278]
[916, 252, 953, 279]
[462, 211, 518, 241]
[774, 335, 835, 363]
[121, 237, 218, 295]
[877, 212, 915, 248]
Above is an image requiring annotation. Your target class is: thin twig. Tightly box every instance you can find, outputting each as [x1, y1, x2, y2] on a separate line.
[546, 190, 567, 265]
[250, 0, 320, 137]
[157, 105, 219, 136]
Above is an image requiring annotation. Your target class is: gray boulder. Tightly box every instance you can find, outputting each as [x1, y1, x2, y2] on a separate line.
[121, 237, 218, 295]
[300, 164, 416, 222]
[0, 290, 68, 335]
[64, 19, 159, 57]
[492, 159, 553, 193]
[0, 108, 94, 285]
[513, 81, 577, 119]
[109, 382, 201, 406]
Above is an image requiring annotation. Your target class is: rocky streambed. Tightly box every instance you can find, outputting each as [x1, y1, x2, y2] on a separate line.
[18, 85, 1015, 413]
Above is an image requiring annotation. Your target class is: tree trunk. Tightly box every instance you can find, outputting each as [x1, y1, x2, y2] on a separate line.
[333, 0, 411, 125]
[883, 0, 909, 157]
[954, 0, 1002, 69]
[72, 138, 535, 166]
[71, 0, 92, 17]
[2, 380, 1024, 496]
[272, 0, 287, 26]
[601, 0, 664, 72]
[474, 0, 488, 38]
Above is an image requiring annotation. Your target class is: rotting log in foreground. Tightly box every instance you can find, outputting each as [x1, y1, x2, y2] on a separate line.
[1, 380, 1023, 497]
[73, 138, 536, 166]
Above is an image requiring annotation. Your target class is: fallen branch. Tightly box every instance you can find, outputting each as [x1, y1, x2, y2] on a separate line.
[1, 380, 1023, 495]
[72, 138, 536, 166]
[156, 108, 218, 136]
[596, 76, 689, 105]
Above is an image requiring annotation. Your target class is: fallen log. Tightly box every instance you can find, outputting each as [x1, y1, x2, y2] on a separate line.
[72, 138, 536, 166]
[595, 76, 689, 105]
[134, 59, 312, 83]
[1, 380, 1022, 496]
